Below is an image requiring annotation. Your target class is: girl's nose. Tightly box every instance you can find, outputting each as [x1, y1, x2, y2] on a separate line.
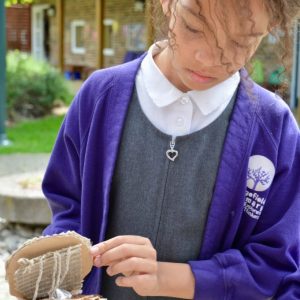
[195, 47, 227, 68]
[195, 48, 215, 66]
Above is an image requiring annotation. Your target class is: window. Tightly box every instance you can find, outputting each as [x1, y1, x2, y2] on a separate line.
[71, 20, 85, 54]
[123, 23, 146, 51]
[103, 19, 115, 56]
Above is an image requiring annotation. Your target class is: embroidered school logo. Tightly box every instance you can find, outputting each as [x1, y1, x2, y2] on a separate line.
[244, 155, 275, 220]
[247, 155, 275, 192]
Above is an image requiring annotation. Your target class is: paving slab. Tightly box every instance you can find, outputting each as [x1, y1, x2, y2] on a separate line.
[0, 172, 51, 225]
[0, 154, 51, 297]
[0, 153, 50, 177]
[0, 154, 52, 225]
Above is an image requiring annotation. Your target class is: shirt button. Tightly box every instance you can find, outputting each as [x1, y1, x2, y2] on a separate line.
[181, 96, 190, 105]
[176, 117, 185, 127]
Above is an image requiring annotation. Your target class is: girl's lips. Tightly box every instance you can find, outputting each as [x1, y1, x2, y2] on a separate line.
[188, 69, 216, 83]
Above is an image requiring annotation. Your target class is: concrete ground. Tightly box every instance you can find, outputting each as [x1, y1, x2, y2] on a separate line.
[0, 153, 52, 225]
[0, 259, 15, 300]
[0, 153, 50, 177]
[0, 153, 50, 300]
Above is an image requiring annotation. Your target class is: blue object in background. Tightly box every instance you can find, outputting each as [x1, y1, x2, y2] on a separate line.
[123, 51, 145, 63]
[64, 71, 82, 80]
[73, 71, 81, 80]
[64, 71, 73, 80]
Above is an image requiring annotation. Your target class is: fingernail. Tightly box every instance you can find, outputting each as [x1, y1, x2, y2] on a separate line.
[94, 255, 102, 266]
[90, 246, 99, 255]
[116, 277, 123, 286]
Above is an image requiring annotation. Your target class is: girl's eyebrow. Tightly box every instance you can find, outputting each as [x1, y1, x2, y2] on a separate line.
[180, 1, 264, 38]
[179, 1, 200, 18]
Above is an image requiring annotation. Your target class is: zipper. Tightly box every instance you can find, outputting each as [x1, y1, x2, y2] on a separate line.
[166, 136, 178, 161]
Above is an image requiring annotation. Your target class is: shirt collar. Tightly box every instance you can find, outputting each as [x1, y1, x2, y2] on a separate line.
[188, 73, 240, 115]
[141, 42, 241, 115]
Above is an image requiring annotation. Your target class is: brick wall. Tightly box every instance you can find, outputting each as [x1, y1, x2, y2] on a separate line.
[31, 0, 147, 73]
[27, 0, 293, 82]
[103, 0, 147, 68]
[6, 5, 31, 52]
[33, 0, 98, 73]
[64, 0, 97, 69]
[63, 0, 147, 70]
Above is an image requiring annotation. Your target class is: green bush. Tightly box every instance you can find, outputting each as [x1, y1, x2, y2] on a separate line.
[6, 51, 73, 119]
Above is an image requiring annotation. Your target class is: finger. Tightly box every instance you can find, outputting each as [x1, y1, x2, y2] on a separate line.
[115, 273, 153, 288]
[90, 241, 108, 257]
[93, 255, 102, 268]
[106, 257, 157, 277]
[90, 236, 152, 256]
[101, 243, 156, 266]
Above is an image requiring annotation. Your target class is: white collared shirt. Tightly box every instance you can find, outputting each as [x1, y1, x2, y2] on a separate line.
[135, 43, 240, 137]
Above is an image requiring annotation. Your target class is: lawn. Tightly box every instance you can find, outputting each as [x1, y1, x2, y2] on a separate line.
[0, 115, 65, 154]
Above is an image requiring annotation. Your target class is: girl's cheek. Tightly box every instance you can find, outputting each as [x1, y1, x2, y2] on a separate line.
[223, 44, 252, 69]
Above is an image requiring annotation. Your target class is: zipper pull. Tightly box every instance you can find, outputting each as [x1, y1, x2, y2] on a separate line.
[166, 136, 178, 161]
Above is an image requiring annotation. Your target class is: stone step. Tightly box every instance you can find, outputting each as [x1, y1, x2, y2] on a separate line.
[0, 172, 51, 225]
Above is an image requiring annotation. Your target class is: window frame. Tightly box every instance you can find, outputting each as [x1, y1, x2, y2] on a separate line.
[71, 20, 86, 55]
[103, 18, 115, 56]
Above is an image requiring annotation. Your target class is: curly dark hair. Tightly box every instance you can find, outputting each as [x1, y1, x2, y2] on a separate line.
[149, 0, 300, 93]
[264, 1, 300, 90]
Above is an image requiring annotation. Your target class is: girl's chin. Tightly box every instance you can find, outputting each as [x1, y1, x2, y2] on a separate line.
[168, 67, 220, 92]
[170, 68, 220, 91]
[179, 77, 220, 92]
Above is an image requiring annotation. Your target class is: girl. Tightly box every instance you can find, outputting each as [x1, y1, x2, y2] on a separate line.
[42, 0, 300, 299]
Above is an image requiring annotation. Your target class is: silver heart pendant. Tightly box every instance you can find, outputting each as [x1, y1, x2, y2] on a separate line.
[166, 149, 178, 161]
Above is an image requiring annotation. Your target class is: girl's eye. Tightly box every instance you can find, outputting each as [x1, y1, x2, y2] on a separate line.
[181, 16, 203, 35]
[231, 39, 247, 49]
[183, 23, 205, 38]
[184, 23, 200, 34]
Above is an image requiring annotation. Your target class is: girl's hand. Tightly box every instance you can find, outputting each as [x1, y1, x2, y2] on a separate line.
[90, 235, 160, 297]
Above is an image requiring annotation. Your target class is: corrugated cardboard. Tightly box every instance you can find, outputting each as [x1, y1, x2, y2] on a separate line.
[5, 231, 101, 300]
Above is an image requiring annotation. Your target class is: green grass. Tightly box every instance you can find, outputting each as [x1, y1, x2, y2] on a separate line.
[0, 115, 65, 154]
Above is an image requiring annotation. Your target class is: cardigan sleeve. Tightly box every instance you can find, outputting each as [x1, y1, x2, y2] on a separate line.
[42, 90, 84, 235]
[41, 68, 114, 236]
[188, 112, 300, 299]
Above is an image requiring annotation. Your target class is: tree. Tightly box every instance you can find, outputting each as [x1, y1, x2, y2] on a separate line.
[5, 0, 34, 6]
[247, 167, 271, 190]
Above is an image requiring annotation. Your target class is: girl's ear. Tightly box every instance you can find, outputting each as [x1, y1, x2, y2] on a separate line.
[160, 0, 171, 16]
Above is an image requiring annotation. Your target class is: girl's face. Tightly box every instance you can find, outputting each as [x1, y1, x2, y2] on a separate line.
[157, 0, 271, 91]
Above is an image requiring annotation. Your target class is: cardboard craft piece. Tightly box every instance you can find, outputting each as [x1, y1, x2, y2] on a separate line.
[42, 294, 106, 300]
[72, 296, 103, 299]
[5, 231, 94, 300]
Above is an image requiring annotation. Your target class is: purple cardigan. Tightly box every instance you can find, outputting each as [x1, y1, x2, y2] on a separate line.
[42, 56, 300, 299]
